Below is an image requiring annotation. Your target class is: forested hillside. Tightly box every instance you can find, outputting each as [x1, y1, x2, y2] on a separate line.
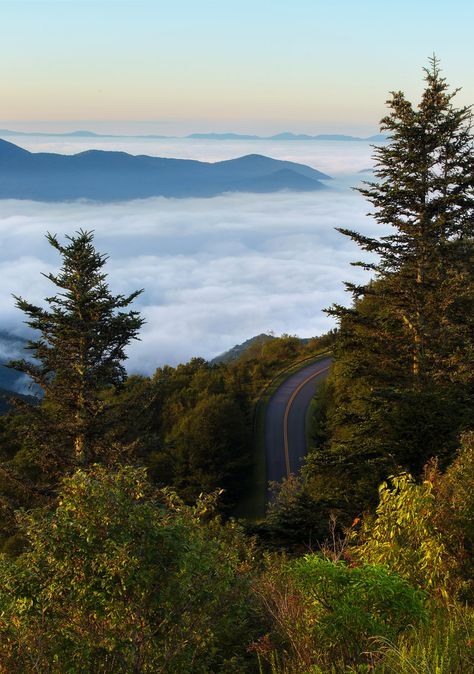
[0, 60, 473, 673]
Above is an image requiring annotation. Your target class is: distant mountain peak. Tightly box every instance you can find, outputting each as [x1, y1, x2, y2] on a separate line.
[0, 138, 31, 155]
[211, 334, 276, 364]
[68, 130, 102, 137]
[1, 128, 387, 142]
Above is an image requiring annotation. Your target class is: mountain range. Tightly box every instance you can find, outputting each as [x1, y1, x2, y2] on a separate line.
[0, 139, 332, 201]
[0, 129, 387, 142]
[188, 132, 387, 142]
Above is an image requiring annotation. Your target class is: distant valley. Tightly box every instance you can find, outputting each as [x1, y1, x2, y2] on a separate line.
[0, 139, 332, 201]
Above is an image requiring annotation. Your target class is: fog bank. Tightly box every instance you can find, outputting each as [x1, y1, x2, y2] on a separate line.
[0, 184, 379, 373]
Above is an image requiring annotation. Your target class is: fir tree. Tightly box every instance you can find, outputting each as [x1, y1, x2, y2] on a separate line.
[333, 56, 474, 382]
[310, 60, 474, 514]
[9, 230, 144, 467]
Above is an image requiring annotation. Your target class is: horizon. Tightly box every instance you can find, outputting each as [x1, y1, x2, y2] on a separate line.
[0, 135, 374, 377]
[0, 120, 382, 138]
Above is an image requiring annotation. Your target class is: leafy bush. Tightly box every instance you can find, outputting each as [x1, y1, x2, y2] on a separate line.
[432, 432, 474, 600]
[0, 465, 259, 673]
[354, 473, 452, 601]
[254, 554, 426, 671]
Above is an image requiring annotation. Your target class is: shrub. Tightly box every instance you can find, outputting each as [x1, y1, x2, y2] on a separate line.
[354, 473, 452, 601]
[0, 465, 258, 673]
[432, 432, 474, 600]
[255, 554, 426, 671]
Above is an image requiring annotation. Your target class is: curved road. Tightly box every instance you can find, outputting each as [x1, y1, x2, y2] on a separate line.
[265, 357, 332, 491]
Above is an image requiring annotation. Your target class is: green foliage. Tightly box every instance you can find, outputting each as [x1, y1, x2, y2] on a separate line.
[373, 606, 474, 674]
[118, 357, 254, 511]
[434, 432, 474, 549]
[292, 556, 427, 655]
[432, 432, 474, 600]
[311, 279, 474, 519]
[354, 473, 451, 601]
[165, 392, 251, 505]
[310, 60, 474, 515]
[307, 376, 334, 450]
[8, 230, 144, 469]
[260, 474, 337, 551]
[255, 554, 427, 672]
[0, 465, 259, 673]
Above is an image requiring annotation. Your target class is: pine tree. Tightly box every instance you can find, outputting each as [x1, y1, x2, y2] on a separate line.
[9, 230, 144, 467]
[333, 56, 474, 382]
[309, 60, 474, 515]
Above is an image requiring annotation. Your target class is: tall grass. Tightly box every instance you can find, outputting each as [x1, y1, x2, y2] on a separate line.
[255, 606, 473, 673]
[373, 606, 474, 674]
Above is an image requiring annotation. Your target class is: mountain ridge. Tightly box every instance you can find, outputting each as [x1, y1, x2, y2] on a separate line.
[0, 128, 387, 142]
[0, 140, 332, 201]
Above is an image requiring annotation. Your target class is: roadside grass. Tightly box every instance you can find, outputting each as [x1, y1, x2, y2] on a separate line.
[234, 351, 332, 521]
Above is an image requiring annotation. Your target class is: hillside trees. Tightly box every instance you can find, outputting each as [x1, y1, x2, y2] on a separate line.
[309, 59, 474, 512]
[142, 358, 253, 510]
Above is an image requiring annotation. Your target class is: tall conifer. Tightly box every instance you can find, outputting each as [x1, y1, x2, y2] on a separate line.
[332, 57, 474, 382]
[312, 60, 474, 513]
[9, 230, 144, 466]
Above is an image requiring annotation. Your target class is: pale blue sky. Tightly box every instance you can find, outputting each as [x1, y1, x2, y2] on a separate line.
[1, 0, 473, 134]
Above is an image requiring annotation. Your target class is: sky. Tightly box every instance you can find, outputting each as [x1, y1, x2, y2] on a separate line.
[1, 0, 473, 135]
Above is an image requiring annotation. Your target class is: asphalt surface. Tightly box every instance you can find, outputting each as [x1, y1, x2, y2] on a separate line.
[265, 357, 332, 492]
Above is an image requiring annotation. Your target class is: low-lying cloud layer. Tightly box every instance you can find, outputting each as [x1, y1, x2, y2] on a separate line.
[0, 187, 379, 373]
[0, 138, 381, 374]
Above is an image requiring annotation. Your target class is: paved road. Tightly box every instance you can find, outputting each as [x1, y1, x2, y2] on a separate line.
[265, 357, 332, 491]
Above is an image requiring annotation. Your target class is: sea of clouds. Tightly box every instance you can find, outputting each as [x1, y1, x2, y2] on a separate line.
[0, 137, 382, 375]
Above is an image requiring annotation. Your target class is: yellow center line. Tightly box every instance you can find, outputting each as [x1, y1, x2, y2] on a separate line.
[283, 365, 330, 477]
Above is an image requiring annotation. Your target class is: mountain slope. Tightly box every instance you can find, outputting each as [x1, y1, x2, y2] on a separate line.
[0, 331, 30, 393]
[0, 387, 38, 415]
[233, 169, 324, 193]
[211, 334, 276, 364]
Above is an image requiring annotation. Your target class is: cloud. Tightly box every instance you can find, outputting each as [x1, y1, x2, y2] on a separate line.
[0, 138, 383, 374]
[0, 188, 381, 372]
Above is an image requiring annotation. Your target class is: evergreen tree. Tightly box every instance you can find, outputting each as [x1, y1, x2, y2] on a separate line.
[9, 230, 144, 468]
[310, 60, 474, 514]
[333, 56, 474, 382]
